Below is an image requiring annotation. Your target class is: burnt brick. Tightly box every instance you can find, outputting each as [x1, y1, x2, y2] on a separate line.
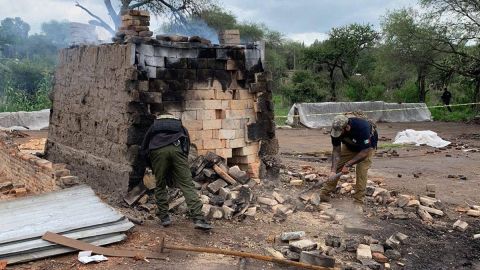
[214, 70, 232, 91]
[165, 57, 188, 69]
[149, 79, 169, 92]
[183, 69, 197, 81]
[197, 69, 214, 81]
[208, 59, 226, 70]
[198, 48, 216, 58]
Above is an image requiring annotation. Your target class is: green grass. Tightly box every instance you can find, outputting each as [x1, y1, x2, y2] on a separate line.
[430, 106, 477, 122]
[273, 94, 292, 126]
[377, 143, 406, 149]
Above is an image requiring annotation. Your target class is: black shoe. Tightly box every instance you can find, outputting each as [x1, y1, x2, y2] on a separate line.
[193, 218, 212, 230]
[160, 215, 172, 227]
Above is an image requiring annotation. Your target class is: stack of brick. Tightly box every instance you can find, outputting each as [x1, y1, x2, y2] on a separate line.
[0, 131, 80, 200]
[115, 10, 153, 42]
[219, 29, 241, 45]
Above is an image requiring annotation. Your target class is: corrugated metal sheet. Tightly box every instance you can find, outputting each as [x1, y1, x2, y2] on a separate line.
[0, 185, 134, 264]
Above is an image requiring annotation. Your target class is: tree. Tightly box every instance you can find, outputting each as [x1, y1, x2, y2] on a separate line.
[41, 20, 70, 48]
[421, 0, 480, 109]
[382, 9, 445, 102]
[76, 0, 215, 35]
[303, 23, 378, 100]
[0, 17, 30, 44]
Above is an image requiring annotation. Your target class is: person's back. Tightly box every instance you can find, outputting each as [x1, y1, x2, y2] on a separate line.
[441, 88, 452, 112]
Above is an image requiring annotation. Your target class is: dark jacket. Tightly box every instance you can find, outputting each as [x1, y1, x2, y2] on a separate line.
[140, 118, 190, 165]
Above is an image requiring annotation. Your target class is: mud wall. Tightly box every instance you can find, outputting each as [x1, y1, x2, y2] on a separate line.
[45, 44, 139, 195]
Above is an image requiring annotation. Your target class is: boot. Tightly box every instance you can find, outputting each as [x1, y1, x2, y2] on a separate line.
[193, 218, 212, 230]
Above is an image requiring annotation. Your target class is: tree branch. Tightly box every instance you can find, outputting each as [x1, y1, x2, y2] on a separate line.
[75, 1, 115, 35]
[104, 0, 120, 30]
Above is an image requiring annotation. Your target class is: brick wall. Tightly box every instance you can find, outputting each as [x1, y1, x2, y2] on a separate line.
[0, 132, 75, 196]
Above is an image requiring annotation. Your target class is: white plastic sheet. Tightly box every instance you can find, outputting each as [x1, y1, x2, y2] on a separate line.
[393, 129, 451, 148]
[0, 109, 50, 130]
[78, 250, 108, 264]
[286, 102, 431, 128]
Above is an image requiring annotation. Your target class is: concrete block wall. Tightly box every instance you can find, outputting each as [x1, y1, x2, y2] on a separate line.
[46, 40, 276, 196]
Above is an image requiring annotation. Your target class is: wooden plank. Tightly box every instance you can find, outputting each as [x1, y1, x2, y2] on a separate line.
[2, 234, 127, 265]
[213, 164, 237, 185]
[42, 232, 165, 259]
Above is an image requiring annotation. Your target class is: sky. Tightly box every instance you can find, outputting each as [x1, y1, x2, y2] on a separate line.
[0, 0, 418, 44]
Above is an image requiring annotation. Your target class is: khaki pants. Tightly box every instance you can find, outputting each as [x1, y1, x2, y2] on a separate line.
[149, 144, 204, 220]
[320, 146, 373, 202]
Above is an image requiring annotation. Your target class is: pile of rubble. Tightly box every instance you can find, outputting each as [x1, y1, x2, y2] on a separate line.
[266, 230, 411, 269]
[114, 10, 152, 42]
[139, 152, 257, 220]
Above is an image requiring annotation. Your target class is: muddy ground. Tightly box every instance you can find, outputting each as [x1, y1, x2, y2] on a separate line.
[8, 122, 480, 270]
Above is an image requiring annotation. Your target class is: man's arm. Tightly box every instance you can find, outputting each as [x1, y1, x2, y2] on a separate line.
[331, 145, 341, 173]
[343, 147, 373, 169]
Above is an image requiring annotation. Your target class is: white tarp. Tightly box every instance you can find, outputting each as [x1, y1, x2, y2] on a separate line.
[0, 109, 50, 130]
[393, 129, 450, 148]
[286, 102, 431, 128]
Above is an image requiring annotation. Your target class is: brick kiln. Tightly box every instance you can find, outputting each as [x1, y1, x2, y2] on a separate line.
[45, 11, 277, 195]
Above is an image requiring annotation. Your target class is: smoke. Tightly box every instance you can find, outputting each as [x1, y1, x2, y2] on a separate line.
[159, 18, 220, 44]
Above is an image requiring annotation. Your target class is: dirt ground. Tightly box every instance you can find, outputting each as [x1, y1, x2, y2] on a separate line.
[7, 122, 480, 270]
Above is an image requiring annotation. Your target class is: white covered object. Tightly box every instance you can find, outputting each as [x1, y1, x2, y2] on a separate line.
[286, 102, 431, 128]
[0, 109, 50, 130]
[78, 251, 108, 264]
[393, 129, 450, 148]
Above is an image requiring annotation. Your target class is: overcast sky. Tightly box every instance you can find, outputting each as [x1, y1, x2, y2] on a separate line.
[0, 0, 418, 44]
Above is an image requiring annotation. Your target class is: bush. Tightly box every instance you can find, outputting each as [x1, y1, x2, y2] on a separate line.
[0, 71, 52, 112]
[280, 70, 328, 103]
[393, 79, 418, 103]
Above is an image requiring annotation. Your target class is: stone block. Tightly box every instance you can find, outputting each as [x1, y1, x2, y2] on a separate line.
[245, 206, 257, 216]
[59, 176, 79, 187]
[356, 244, 372, 260]
[385, 235, 400, 249]
[214, 148, 232, 159]
[344, 222, 374, 235]
[198, 110, 217, 120]
[370, 244, 384, 254]
[228, 165, 249, 184]
[207, 179, 228, 194]
[272, 191, 286, 204]
[396, 195, 410, 208]
[418, 205, 444, 216]
[453, 220, 469, 231]
[203, 100, 223, 110]
[257, 197, 278, 206]
[208, 206, 223, 219]
[290, 179, 303, 186]
[181, 110, 197, 121]
[185, 90, 215, 100]
[372, 252, 388, 263]
[182, 120, 203, 131]
[385, 249, 401, 260]
[407, 199, 420, 207]
[145, 56, 164, 67]
[299, 251, 335, 268]
[467, 210, 480, 217]
[218, 187, 230, 199]
[233, 144, 259, 156]
[138, 44, 154, 56]
[203, 120, 222, 130]
[203, 138, 224, 149]
[222, 119, 242, 129]
[281, 231, 305, 241]
[395, 232, 408, 244]
[289, 239, 317, 253]
[228, 154, 258, 164]
[325, 235, 341, 248]
[222, 205, 234, 219]
[219, 129, 236, 139]
[418, 208, 433, 222]
[227, 138, 247, 148]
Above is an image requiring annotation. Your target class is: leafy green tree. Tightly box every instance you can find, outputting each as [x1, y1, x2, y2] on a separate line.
[280, 70, 328, 103]
[303, 23, 378, 100]
[0, 17, 30, 44]
[41, 20, 70, 48]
